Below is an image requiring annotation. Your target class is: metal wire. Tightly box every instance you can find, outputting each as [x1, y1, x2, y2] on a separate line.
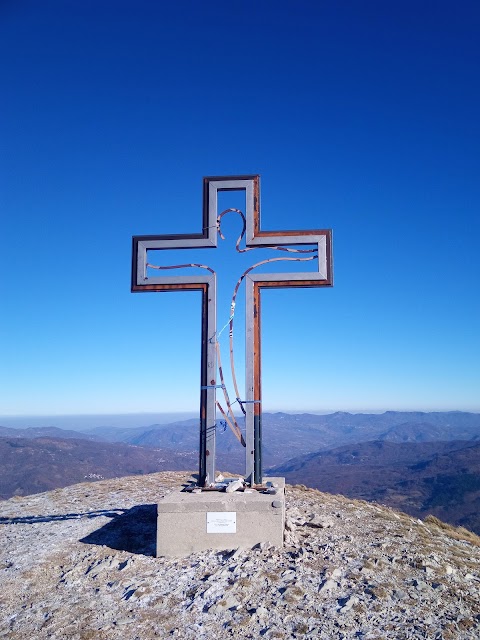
[215, 338, 245, 444]
[227, 254, 317, 416]
[145, 209, 318, 450]
[146, 262, 215, 275]
[216, 208, 317, 254]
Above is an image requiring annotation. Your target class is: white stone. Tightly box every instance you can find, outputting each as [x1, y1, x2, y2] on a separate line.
[225, 479, 244, 493]
[309, 514, 334, 528]
[339, 595, 359, 612]
[319, 578, 336, 593]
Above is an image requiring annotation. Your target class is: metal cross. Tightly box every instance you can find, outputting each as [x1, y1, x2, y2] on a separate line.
[131, 175, 333, 486]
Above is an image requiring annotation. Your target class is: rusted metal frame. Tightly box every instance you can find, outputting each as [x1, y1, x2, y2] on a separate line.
[132, 176, 334, 488]
[246, 277, 334, 485]
[203, 174, 333, 277]
[130, 276, 217, 487]
[132, 237, 217, 290]
[245, 276, 261, 485]
[244, 241, 333, 486]
[246, 278, 332, 484]
[204, 176, 334, 485]
[199, 278, 217, 486]
[203, 175, 257, 227]
[131, 228, 218, 487]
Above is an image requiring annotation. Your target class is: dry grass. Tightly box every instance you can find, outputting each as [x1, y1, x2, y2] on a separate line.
[423, 515, 480, 547]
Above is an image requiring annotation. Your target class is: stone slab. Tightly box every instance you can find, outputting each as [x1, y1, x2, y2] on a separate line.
[156, 477, 285, 557]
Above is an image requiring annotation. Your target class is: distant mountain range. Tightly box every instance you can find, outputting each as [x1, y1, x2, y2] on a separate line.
[268, 439, 480, 534]
[0, 425, 102, 441]
[3, 410, 480, 476]
[80, 410, 480, 470]
[2, 410, 480, 463]
[1, 411, 479, 532]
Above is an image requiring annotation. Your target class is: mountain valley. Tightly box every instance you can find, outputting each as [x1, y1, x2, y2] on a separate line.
[1, 411, 479, 533]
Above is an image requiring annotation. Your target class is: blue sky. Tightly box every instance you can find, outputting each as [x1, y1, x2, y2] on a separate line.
[1, 0, 479, 418]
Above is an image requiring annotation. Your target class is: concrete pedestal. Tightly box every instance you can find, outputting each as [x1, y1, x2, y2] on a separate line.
[156, 478, 285, 557]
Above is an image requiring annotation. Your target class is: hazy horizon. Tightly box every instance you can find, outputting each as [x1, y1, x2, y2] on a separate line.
[1, 407, 479, 431]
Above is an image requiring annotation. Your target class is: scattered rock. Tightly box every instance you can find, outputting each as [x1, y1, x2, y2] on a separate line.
[225, 479, 244, 493]
[1, 471, 479, 640]
[319, 578, 337, 594]
[308, 514, 335, 528]
[339, 595, 359, 612]
[413, 579, 429, 591]
[281, 569, 296, 581]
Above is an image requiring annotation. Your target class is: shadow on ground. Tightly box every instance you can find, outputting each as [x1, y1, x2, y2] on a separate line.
[0, 509, 126, 525]
[80, 504, 157, 557]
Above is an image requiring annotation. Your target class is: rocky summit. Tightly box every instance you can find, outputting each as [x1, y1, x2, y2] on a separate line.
[1, 472, 479, 639]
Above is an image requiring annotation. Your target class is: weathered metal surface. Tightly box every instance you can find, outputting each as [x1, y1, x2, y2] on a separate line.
[131, 247, 217, 486]
[131, 175, 333, 486]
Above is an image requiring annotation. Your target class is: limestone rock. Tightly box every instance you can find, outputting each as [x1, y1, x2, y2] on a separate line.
[225, 478, 244, 493]
[308, 513, 335, 528]
[1, 471, 479, 640]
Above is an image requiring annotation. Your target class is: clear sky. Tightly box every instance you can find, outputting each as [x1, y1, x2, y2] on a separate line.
[1, 0, 479, 418]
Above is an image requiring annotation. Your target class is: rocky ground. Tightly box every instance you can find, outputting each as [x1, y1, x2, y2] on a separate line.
[1, 471, 479, 639]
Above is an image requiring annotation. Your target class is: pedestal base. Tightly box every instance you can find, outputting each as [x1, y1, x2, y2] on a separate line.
[156, 478, 285, 557]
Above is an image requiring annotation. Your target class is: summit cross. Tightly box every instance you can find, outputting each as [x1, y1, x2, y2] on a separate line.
[131, 175, 333, 486]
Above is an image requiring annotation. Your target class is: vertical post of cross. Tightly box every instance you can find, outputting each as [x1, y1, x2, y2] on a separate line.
[131, 208, 218, 486]
[205, 177, 333, 484]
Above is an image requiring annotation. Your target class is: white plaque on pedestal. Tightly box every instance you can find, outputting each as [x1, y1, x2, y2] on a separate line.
[206, 512, 236, 533]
